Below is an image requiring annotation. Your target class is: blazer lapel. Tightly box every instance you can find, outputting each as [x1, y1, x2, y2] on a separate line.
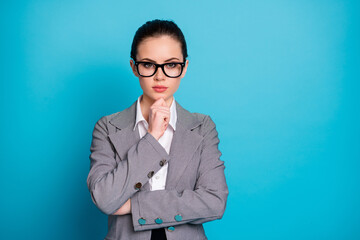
[106, 99, 204, 190]
[165, 102, 204, 189]
[108, 100, 140, 162]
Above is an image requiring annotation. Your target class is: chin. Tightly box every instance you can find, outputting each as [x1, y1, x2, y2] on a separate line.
[144, 92, 173, 102]
[153, 93, 169, 99]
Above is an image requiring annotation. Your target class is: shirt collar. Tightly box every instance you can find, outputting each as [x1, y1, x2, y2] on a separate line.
[133, 95, 177, 131]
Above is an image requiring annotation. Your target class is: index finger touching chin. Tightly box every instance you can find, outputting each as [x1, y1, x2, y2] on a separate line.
[152, 97, 166, 106]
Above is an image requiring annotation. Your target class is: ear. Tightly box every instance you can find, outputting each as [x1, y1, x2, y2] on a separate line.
[180, 59, 189, 78]
[130, 59, 139, 77]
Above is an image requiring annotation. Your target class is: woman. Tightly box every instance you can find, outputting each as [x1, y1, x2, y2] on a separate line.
[87, 19, 229, 240]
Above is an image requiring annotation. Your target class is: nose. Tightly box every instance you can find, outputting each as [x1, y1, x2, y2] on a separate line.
[154, 66, 166, 81]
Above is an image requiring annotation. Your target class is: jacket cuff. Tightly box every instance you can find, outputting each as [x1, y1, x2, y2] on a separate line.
[143, 132, 169, 160]
[130, 190, 190, 232]
[130, 192, 142, 231]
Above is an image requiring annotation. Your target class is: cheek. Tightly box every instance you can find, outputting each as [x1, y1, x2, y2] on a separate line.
[139, 79, 150, 90]
[171, 80, 181, 91]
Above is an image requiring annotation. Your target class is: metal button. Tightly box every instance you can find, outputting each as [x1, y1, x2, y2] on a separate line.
[155, 218, 163, 224]
[147, 171, 154, 178]
[134, 182, 142, 190]
[167, 226, 175, 232]
[138, 217, 146, 225]
[159, 159, 167, 167]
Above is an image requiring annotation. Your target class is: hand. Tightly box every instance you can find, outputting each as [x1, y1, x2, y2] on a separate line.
[148, 98, 170, 140]
[113, 199, 131, 215]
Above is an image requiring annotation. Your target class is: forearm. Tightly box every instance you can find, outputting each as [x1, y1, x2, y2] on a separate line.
[131, 165, 228, 231]
[87, 117, 170, 215]
[130, 115, 229, 231]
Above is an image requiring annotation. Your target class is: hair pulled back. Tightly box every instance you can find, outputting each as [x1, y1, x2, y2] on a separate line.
[131, 19, 188, 61]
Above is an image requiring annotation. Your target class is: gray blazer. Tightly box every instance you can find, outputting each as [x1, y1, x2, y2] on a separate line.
[87, 99, 229, 240]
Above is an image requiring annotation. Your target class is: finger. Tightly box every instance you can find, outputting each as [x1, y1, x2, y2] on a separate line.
[152, 111, 170, 123]
[150, 106, 170, 114]
[152, 108, 170, 115]
[152, 97, 166, 106]
[152, 110, 170, 120]
[150, 105, 170, 111]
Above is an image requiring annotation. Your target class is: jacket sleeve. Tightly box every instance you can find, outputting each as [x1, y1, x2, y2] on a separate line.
[86, 116, 171, 215]
[130, 115, 229, 231]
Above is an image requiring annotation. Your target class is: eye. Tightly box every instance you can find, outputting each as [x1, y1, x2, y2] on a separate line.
[166, 63, 177, 68]
[142, 63, 154, 68]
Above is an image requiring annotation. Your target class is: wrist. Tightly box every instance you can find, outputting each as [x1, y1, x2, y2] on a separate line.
[148, 130, 161, 140]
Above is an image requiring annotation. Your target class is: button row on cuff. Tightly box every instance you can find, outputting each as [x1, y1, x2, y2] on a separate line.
[137, 214, 182, 226]
[136, 158, 167, 189]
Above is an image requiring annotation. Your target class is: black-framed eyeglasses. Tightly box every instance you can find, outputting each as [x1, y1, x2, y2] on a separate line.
[134, 61, 186, 78]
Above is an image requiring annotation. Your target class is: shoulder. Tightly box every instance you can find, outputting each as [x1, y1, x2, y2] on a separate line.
[198, 113, 217, 135]
[190, 111, 207, 123]
[176, 102, 217, 136]
[93, 100, 137, 133]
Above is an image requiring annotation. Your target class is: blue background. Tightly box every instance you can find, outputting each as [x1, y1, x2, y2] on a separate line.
[1, 0, 359, 239]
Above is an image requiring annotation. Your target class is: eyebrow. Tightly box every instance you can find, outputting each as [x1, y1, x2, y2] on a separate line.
[139, 57, 181, 63]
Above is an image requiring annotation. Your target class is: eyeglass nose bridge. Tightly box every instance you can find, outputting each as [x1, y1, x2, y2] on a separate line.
[152, 63, 167, 77]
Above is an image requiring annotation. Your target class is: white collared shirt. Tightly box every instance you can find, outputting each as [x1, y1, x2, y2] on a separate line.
[133, 95, 177, 191]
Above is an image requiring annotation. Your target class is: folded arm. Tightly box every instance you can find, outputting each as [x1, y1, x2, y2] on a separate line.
[130, 115, 229, 231]
[86, 116, 170, 215]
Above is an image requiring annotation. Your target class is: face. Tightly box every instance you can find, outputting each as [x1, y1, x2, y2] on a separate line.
[130, 35, 189, 106]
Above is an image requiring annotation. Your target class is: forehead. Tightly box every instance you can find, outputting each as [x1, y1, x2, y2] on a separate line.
[137, 35, 183, 61]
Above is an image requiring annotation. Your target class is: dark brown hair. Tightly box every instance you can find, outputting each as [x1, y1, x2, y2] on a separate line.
[130, 19, 188, 61]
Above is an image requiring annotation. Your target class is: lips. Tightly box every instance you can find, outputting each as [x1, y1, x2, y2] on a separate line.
[153, 85, 167, 89]
[152, 86, 168, 92]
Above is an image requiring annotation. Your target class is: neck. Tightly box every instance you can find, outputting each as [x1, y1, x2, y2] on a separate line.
[140, 95, 174, 122]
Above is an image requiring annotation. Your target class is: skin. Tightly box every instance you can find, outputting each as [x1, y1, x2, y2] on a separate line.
[113, 35, 189, 215]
